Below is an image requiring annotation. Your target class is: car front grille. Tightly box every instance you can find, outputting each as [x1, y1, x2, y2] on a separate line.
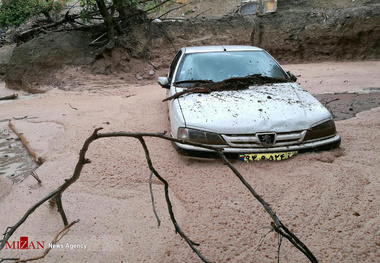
[221, 131, 307, 148]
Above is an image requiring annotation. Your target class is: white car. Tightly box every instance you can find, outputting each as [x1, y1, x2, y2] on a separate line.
[158, 46, 341, 159]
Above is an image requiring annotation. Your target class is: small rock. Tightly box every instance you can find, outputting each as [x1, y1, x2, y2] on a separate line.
[148, 70, 155, 76]
[353, 212, 360, 217]
[135, 74, 143, 81]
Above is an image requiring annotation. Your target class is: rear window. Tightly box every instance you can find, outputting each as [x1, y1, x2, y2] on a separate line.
[175, 51, 287, 82]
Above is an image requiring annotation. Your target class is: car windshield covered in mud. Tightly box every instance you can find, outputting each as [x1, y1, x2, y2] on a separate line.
[175, 48, 288, 83]
[158, 46, 341, 159]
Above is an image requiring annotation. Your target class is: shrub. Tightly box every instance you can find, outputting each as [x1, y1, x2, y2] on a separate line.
[0, 0, 68, 28]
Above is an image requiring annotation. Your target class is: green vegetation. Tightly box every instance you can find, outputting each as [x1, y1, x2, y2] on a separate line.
[0, 0, 175, 43]
[0, 0, 68, 27]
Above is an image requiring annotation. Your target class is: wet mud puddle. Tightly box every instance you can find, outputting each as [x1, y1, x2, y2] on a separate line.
[315, 90, 380, 121]
[0, 128, 38, 184]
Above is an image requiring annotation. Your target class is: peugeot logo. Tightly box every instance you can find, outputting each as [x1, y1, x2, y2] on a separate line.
[257, 133, 276, 146]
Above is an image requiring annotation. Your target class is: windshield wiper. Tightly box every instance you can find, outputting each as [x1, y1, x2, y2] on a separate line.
[174, 79, 214, 85]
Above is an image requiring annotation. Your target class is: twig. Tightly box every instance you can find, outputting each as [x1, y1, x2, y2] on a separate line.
[137, 137, 210, 263]
[13, 116, 28, 120]
[67, 103, 78, 110]
[55, 194, 68, 227]
[8, 120, 43, 165]
[217, 150, 318, 263]
[277, 234, 283, 263]
[90, 32, 107, 45]
[30, 171, 42, 184]
[0, 116, 38, 123]
[145, 0, 171, 15]
[253, 227, 274, 254]
[17, 12, 82, 39]
[156, 3, 188, 20]
[323, 98, 339, 107]
[162, 87, 211, 101]
[195, 8, 212, 18]
[149, 171, 161, 227]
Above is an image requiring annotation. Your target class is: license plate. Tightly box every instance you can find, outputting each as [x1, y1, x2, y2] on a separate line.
[239, 151, 297, 163]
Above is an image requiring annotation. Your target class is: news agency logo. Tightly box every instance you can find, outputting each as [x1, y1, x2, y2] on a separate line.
[5, 236, 45, 250]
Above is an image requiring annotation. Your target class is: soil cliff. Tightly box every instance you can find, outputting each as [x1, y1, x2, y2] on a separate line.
[2, 0, 380, 92]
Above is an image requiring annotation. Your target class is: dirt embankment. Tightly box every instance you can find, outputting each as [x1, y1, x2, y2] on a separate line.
[1, 1, 379, 93]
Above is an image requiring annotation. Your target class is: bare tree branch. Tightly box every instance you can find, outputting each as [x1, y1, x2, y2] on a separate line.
[137, 136, 210, 263]
[149, 171, 161, 227]
[17, 12, 81, 40]
[217, 150, 318, 263]
[55, 194, 68, 227]
[0, 129, 318, 262]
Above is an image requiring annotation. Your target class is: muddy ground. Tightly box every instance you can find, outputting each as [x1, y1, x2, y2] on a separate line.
[0, 61, 379, 262]
[0, 1, 379, 262]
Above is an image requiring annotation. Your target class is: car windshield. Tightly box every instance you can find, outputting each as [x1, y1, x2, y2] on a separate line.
[175, 50, 288, 83]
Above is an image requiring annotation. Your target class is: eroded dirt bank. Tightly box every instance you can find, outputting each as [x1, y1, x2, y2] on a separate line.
[2, 2, 379, 93]
[0, 61, 379, 262]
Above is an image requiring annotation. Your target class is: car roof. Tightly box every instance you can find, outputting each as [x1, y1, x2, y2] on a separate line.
[182, 45, 263, 54]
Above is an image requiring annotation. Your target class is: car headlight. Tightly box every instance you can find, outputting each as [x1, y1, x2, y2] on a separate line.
[303, 119, 337, 142]
[177, 127, 226, 145]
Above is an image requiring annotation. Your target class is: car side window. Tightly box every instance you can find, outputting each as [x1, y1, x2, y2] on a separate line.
[168, 50, 182, 81]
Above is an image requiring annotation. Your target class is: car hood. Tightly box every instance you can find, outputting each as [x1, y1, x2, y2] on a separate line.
[176, 83, 332, 134]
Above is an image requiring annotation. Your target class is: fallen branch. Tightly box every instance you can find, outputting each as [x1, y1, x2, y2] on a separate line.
[164, 75, 290, 101]
[0, 129, 318, 262]
[195, 8, 212, 18]
[0, 94, 18, 101]
[137, 136, 209, 262]
[13, 116, 29, 121]
[67, 103, 78, 110]
[217, 151, 318, 263]
[156, 3, 188, 20]
[30, 171, 42, 184]
[0, 117, 38, 123]
[163, 87, 211, 101]
[8, 120, 43, 165]
[0, 258, 20, 262]
[17, 12, 81, 40]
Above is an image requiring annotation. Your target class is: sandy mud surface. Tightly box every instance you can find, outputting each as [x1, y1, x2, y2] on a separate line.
[0, 61, 379, 262]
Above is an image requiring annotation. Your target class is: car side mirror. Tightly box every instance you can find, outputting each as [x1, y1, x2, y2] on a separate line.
[286, 71, 297, 82]
[158, 77, 170, 89]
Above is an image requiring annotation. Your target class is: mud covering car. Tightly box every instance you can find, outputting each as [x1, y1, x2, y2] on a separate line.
[158, 46, 341, 159]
